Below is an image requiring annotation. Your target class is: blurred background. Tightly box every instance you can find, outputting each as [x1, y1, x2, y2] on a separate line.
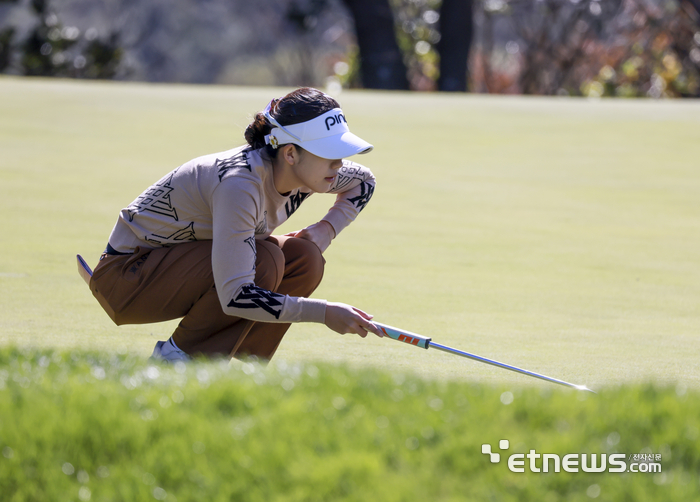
[1, 0, 699, 96]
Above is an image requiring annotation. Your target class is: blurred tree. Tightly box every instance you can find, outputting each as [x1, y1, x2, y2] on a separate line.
[0, 27, 12, 72]
[4, 0, 696, 97]
[21, 0, 79, 76]
[0, 0, 18, 72]
[512, 0, 622, 95]
[390, 0, 475, 91]
[437, 0, 474, 91]
[342, 0, 409, 89]
[82, 34, 123, 79]
[470, 0, 700, 97]
[3, 0, 122, 79]
[283, 0, 327, 85]
[391, 0, 441, 90]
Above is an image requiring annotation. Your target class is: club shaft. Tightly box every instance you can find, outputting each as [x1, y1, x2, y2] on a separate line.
[428, 341, 592, 391]
[374, 322, 594, 393]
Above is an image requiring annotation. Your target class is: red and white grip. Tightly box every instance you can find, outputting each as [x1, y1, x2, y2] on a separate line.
[373, 322, 431, 349]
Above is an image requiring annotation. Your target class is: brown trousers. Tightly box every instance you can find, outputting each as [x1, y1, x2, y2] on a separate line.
[89, 236, 325, 359]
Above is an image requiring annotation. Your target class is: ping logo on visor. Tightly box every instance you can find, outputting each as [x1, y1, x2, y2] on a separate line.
[325, 113, 347, 130]
[264, 107, 373, 159]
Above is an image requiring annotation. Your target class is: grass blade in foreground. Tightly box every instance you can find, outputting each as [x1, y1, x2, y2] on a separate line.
[374, 322, 595, 393]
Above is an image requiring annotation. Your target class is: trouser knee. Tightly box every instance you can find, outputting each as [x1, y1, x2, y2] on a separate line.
[283, 237, 325, 293]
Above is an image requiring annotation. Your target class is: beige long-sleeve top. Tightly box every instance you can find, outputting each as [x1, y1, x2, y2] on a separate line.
[106, 145, 375, 324]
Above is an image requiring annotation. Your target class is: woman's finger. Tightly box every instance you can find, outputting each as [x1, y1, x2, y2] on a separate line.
[352, 307, 374, 320]
[365, 322, 383, 337]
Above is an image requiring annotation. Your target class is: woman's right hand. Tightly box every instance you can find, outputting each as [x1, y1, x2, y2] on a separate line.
[324, 302, 384, 338]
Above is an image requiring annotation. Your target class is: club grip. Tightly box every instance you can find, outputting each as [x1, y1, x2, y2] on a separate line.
[374, 322, 431, 349]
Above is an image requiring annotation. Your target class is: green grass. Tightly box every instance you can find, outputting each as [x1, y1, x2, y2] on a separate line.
[1, 348, 699, 502]
[1, 77, 700, 499]
[1, 76, 698, 389]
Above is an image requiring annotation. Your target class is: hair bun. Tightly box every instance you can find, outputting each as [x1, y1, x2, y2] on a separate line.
[244, 112, 271, 149]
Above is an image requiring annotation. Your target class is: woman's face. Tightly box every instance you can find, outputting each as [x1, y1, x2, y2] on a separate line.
[293, 148, 343, 193]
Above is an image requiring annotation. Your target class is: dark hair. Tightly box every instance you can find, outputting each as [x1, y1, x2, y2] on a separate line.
[244, 87, 340, 157]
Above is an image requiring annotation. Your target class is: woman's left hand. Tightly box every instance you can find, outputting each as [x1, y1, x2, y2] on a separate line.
[285, 220, 335, 253]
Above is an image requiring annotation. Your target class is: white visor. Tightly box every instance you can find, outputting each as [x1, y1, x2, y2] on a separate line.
[264, 108, 373, 159]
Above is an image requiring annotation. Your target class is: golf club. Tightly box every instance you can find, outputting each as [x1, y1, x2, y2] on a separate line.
[373, 322, 595, 393]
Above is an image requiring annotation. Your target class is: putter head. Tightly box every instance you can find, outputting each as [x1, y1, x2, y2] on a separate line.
[77, 254, 93, 285]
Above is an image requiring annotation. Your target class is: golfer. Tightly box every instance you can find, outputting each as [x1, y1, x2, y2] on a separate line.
[89, 87, 383, 361]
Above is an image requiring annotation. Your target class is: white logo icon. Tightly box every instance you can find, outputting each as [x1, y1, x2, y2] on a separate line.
[481, 440, 509, 463]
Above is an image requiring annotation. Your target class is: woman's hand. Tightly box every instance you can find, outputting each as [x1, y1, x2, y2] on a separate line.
[285, 220, 335, 253]
[324, 302, 384, 338]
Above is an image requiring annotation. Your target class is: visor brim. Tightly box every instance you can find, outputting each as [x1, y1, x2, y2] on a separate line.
[298, 131, 373, 159]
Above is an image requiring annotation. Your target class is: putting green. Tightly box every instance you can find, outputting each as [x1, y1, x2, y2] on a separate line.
[1, 76, 698, 390]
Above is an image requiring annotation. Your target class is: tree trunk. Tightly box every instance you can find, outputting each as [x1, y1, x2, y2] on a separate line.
[342, 0, 409, 90]
[684, 0, 700, 19]
[437, 0, 473, 92]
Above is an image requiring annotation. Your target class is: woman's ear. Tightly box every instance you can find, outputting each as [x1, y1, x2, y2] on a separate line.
[281, 144, 300, 165]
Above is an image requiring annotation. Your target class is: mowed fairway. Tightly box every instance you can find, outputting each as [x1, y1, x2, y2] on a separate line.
[0, 76, 698, 390]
